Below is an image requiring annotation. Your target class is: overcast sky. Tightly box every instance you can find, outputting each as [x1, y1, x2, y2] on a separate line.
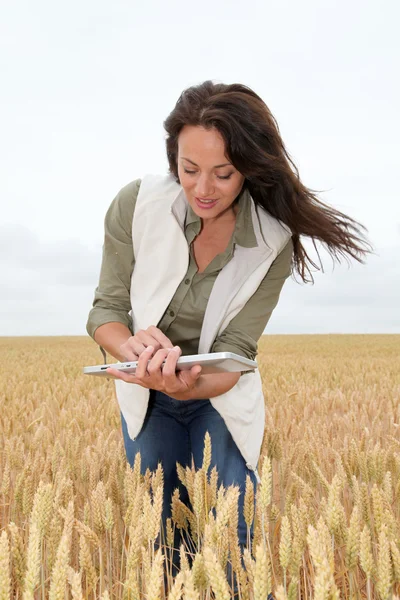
[1, 0, 399, 336]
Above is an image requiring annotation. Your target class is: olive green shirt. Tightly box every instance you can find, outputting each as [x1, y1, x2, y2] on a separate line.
[86, 179, 293, 361]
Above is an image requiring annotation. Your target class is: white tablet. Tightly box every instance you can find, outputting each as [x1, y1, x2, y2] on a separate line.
[83, 351, 257, 378]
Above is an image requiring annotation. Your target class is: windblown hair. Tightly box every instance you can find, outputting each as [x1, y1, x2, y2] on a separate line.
[164, 80, 373, 283]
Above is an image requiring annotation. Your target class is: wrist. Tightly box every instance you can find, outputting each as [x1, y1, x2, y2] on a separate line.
[94, 322, 132, 361]
[168, 381, 199, 401]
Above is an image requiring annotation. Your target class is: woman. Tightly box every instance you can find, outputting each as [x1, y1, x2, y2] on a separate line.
[86, 80, 372, 573]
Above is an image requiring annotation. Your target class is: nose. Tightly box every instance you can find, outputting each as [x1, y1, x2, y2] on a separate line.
[195, 173, 215, 198]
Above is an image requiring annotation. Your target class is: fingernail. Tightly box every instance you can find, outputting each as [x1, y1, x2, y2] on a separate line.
[147, 346, 154, 352]
[173, 346, 180, 352]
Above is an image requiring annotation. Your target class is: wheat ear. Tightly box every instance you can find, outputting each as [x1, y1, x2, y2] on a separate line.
[254, 543, 271, 600]
[203, 546, 230, 600]
[67, 567, 84, 600]
[23, 521, 41, 600]
[376, 524, 393, 599]
[0, 531, 11, 600]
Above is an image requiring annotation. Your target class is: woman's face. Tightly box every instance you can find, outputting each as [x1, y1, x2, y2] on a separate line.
[177, 125, 245, 224]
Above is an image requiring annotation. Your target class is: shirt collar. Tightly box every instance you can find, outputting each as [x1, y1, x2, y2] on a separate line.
[184, 186, 257, 248]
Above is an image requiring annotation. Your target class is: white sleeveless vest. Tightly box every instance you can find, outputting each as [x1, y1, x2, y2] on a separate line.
[115, 174, 291, 482]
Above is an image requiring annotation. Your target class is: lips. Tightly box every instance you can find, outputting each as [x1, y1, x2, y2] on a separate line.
[195, 197, 218, 209]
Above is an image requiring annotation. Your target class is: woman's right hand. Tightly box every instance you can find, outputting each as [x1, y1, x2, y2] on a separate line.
[119, 326, 175, 362]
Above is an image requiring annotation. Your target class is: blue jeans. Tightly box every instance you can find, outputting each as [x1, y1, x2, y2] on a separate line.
[120, 389, 257, 574]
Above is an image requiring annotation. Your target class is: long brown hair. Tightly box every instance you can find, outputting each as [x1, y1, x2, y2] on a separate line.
[164, 80, 374, 283]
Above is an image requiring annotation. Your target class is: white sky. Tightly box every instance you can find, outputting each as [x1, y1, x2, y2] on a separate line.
[1, 0, 399, 336]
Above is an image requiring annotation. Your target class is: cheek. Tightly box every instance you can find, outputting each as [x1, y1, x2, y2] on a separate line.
[223, 178, 244, 198]
[180, 177, 194, 192]
[178, 170, 193, 189]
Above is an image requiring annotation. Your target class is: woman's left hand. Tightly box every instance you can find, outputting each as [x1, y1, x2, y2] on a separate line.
[105, 345, 202, 399]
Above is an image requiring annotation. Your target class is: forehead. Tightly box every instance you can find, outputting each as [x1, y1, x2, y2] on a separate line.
[178, 125, 227, 159]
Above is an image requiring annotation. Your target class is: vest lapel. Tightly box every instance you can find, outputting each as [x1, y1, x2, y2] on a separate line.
[198, 198, 273, 353]
[138, 186, 189, 331]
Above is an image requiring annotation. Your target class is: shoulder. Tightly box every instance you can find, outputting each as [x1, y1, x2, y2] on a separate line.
[279, 236, 294, 258]
[254, 202, 292, 255]
[107, 178, 141, 216]
[104, 178, 141, 236]
[268, 236, 293, 278]
[114, 178, 142, 207]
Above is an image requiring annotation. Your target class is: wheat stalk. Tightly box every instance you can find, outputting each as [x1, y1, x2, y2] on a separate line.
[345, 504, 361, 570]
[376, 524, 393, 599]
[145, 549, 164, 600]
[79, 535, 97, 594]
[359, 524, 374, 600]
[372, 483, 384, 536]
[30, 481, 54, 539]
[23, 522, 41, 600]
[191, 553, 207, 591]
[390, 540, 400, 583]
[67, 567, 84, 600]
[307, 524, 340, 600]
[48, 500, 74, 600]
[2, 335, 400, 600]
[150, 485, 163, 543]
[279, 515, 292, 591]
[0, 531, 11, 600]
[275, 583, 289, 600]
[168, 571, 184, 600]
[8, 522, 25, 592]
[254, 543, 271, 600]
[203, 546, 230, 600]
[183, 569, 200, 600]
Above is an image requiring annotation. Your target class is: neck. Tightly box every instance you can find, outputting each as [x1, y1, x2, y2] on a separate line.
[201, 202, 239, 232]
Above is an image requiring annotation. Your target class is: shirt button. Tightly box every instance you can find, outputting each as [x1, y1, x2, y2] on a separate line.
[184, 278, 190, 284]
[170, 310, 175, 317]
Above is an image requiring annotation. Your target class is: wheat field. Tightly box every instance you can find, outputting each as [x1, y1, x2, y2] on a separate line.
[0, 334, 399, 600]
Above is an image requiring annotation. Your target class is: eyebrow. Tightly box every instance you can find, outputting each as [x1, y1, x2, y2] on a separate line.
[181, 157, 232, 168]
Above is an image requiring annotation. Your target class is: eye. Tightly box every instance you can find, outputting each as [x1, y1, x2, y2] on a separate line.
[217, 174, 232, 180]
[183, 169, 197, 175]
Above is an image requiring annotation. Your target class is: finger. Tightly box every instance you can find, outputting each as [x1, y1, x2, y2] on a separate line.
[135, 346, 154, 379]
[147, 348, 170, 374]
[120, 338, 143, 361]
[106, 367, 138, 383]
[136, 330, 163, 352]
[147, 326, 174, 350]
[145, 349, 170, 391]
[119, 345, 140, 362]
[162, 346, 182, 383]
[171, 367, 202, 396]
[179, 365, 202, 384]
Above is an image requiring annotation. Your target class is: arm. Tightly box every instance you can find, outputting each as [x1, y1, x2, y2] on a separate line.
[94, 323, 132, 362]
[171, 237, 293, 400]
[170, 371, 241, 401]
[86, 179, 141, 360]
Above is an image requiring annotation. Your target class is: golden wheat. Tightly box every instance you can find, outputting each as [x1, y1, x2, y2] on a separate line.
[376, 524, 393, 599]
[0, 334, 399, 598]
[0, 530, 11, 600]
[203, 546, 230, 600]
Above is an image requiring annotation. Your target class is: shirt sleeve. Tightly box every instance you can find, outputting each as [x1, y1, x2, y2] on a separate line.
[211, 237, 293, 369]
[86, 179, 141, 340]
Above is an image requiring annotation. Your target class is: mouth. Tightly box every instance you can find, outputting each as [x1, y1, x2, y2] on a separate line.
[195, 197, 218, 209]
